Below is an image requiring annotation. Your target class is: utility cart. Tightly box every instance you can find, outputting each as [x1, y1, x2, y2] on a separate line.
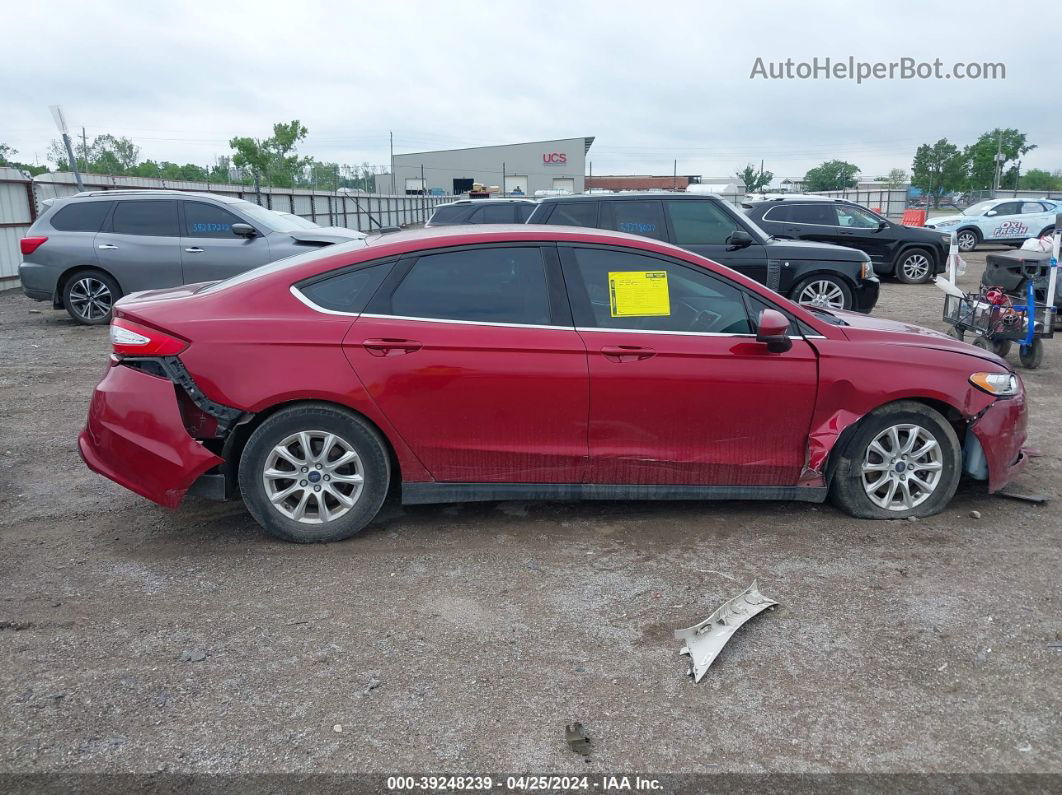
[937, 217, 1059, 370]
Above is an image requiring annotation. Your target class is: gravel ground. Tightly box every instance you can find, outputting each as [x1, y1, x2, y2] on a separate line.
[0, 247, 1059, 778]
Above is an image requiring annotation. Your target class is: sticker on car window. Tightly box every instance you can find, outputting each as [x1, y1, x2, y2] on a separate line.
[608, 270, 670, 317]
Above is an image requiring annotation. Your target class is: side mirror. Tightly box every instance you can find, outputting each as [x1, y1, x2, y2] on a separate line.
[727, 229, 754, 248]
[877, 219, 888, 231]
[984, 210, 997, 217]
[231, 223, 257, 237]
[756, 308, 792, 353]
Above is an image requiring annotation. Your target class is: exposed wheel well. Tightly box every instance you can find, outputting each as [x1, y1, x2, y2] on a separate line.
[54, 265, 122, 308]
[222, 399, 402, 495]
[824, 397, 968, 486]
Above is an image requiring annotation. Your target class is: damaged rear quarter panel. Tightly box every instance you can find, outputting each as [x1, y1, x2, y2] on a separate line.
[802, 340, 1000, 483]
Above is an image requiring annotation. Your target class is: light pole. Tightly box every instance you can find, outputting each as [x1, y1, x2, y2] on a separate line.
[48, 105, 84, 191]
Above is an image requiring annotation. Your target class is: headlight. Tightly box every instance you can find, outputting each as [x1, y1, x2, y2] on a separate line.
[941, 233, 953, 245]
[970, 372, 1020, 396]
[861, 260, 873, 279]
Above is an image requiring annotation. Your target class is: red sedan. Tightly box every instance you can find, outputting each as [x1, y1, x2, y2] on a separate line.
[79, 226, 1028, 542]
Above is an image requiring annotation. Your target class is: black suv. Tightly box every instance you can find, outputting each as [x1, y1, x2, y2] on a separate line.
[743, 198, 951, 284]
[527, 193, 878, 312]
[425, 198, 538, 226]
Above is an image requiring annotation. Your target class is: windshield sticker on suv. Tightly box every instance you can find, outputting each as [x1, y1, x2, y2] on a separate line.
[992, 220, 1028, 238]
[608, 270, 670, 317]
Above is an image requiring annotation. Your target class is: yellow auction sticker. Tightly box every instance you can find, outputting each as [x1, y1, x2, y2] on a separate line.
[608, 270, 670, 317]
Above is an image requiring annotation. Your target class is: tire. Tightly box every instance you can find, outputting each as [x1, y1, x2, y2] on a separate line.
[829, 401, 961, 520]
[791, 274, 853, 311]
[895, 248, 934, 284]
[945, 326, 964, 341]
[971, 336, 992, 352]
[62, 269, 121, 325]
[1039, 226, 1055, 240]
[1019, 338, 1044, 369]
[992, 340, 1012, 359]
[956, 229, 979, 252]
[238, 404, 391, 543]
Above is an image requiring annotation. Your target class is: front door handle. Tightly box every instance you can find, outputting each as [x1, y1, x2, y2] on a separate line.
[601, 344, 655, 362]
[98, 244, 118, 250]
[362, 338, 422, 356]
[185, 247, 205, 253]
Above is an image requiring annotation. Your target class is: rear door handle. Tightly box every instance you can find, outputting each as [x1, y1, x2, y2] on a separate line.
[362, 338, 422, 356]
[98, 244, 118, 250]
[601, 344, 655, 362]
[184, 247, 204, 253]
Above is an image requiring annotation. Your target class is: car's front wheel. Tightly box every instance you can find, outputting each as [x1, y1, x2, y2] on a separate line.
[829, 401, 961, 519]
[238, 404, 391, 543]
[956, 229, 979, 252]
[895, 248, 934, 284]
[791, 274, 853, 310]
[63, 269, 121, 325]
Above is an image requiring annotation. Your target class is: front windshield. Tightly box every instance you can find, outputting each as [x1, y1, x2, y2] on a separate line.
[279, 212, 320, 230]
[963, 200, 996, 216]
[227, 200, 293, 232]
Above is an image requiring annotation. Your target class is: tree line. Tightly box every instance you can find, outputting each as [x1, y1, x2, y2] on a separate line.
[0, 120, 385, 191]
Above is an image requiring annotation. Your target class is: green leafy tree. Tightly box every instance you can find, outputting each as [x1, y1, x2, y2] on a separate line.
[1017, 168, 1060, 192]
[911, 139, 967, 207]
[880, 168, 908, 189]
[964, 128, 1035, 190]
[803, 160, 860, 192]
[0, 143, 49, 175]
[736, 163, 773, 193]
[229, 120, 310, 188]
[0, 143, 16, 165]
[47, 133, 140, 174]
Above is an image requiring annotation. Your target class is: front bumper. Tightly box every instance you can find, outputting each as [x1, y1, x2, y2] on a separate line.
[970, 392, 1028, 493]
[78, 363, 223, 509]
[852, 277, 880, 314]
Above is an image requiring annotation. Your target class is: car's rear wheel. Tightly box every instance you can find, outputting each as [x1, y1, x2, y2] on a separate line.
[895, 249, 934, 284]
[63, 269, 121, 325]
[829, 401, 961, 519]
[956, 229, 979, 252]
[791, 275, 853, 310]
[238, 404, 390, 543]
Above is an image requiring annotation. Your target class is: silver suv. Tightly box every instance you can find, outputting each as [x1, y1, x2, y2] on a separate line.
[19, 190, 368, 324]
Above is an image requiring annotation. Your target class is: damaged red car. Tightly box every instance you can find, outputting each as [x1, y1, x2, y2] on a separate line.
[79, 225, 1028, 543]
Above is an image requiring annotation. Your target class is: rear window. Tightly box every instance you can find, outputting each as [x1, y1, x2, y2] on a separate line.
[516, 203, 536, 222]
[471, 204, 516, 223]
[297, 263, 394, 313]
[50, 201, 113, 232]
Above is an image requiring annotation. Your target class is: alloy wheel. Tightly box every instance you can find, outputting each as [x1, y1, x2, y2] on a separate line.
[860, 423, 943, 511]
[797, 280, 846, 309]
[262, 430, 364, 524]
[68, 277, 113, 321]
[957, 232, 977, 252]
[901, 253, 931, 281]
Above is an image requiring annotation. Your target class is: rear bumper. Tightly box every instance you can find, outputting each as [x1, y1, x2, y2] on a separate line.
[18, 262, 57, 302]
[970, 392, 1028, 493]
[78, 363, 223, 509]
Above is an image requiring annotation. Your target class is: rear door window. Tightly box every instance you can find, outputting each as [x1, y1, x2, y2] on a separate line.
[110, 200, 179, 236]
[785, 204, 836, 225]
[184, 201, 245, 238]
[601, 201, 667, 240]
[387, 247, 551, 325]
[546, 202, 599, 227]
[49, 201, 114, 232]
[428, 205, 467, 225]
[471, 204, 516, 223]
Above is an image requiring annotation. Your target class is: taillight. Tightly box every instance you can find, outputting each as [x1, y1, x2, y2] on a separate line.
[20, 236, 48, 255]
[110, 317, 188, 356]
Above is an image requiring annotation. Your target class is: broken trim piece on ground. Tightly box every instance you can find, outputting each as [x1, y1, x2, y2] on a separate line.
[675, 580, 777, 682]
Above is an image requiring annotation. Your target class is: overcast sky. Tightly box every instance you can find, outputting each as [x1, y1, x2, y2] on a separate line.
[3, 0, 1059, 184]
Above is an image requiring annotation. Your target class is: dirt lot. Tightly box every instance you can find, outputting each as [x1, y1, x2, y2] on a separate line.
[1, 248, 1060, 779]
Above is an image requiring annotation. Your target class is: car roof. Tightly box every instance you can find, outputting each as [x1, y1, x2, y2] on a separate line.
[535, 192, 720, 203]
[436, 198, 538, 207]
[64, 189, 243, 204]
